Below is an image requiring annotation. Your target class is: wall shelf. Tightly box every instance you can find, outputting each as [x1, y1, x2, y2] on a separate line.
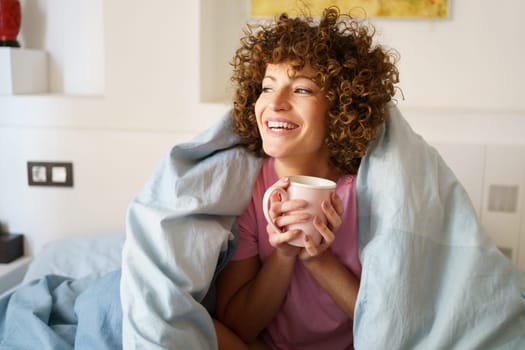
[0, 48, 48, 95]
[15, 0, 104, 96]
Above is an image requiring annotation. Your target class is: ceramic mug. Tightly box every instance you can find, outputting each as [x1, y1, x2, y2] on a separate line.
[262, 175, 336, 247]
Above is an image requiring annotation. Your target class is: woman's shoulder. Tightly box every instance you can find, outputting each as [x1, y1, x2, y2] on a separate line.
[337, 173, 356, 187]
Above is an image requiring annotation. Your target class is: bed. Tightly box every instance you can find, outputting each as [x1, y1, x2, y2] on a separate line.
[0, 233, 125, 349]
[1, 104, 525, 349]
[0, 232, 124, 298]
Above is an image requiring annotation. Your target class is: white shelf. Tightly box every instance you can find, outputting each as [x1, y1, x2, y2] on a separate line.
[0, 48, 48, 95]
[4, 0, 105, 96]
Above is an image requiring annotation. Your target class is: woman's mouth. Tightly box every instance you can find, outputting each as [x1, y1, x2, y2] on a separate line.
[267, 120, 298, 131]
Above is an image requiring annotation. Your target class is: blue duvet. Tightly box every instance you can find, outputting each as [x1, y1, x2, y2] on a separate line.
[353, 105, 525, 348]
[0, 271, 121, 350]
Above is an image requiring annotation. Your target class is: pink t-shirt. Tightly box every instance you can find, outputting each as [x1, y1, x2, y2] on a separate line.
[231, 158, 361, 350]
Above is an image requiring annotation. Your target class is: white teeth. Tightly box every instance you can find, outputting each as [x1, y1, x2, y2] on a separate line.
[268, 121, 295, 129]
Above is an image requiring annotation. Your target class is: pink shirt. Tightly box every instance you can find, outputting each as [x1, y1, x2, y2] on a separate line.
[231, 158, 361, 350]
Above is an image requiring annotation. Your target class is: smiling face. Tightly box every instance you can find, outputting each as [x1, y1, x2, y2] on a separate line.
[255, 62, 331, 176]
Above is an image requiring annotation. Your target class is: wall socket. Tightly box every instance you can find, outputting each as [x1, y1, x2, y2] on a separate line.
[27, 161, 74, 187]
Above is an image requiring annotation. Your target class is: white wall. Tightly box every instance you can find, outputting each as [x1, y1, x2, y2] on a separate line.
[1, 0, 524, 261]
[0, 126, 192, 254]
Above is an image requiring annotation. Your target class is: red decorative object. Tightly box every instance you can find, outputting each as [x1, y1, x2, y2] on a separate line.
[0, 0, 21, 47]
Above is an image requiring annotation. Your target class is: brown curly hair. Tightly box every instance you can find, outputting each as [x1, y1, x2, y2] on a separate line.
[230, 6, 399, 174]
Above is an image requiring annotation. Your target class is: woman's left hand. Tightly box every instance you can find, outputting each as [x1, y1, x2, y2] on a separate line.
[299, 191, 344, 260]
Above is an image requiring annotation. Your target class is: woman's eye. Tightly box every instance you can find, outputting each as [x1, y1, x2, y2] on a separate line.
[261, 87, 273, 93]
[295, 87, 312, 94]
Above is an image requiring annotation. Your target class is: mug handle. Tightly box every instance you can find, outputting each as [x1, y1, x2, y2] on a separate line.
[262, 185, 288, 233]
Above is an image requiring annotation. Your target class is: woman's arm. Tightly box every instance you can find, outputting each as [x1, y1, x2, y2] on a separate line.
[300, 194, 360, 318]
[216, 250, 296, 343]
[213, 318, 270, 350]
[216, 178, 309, 342]
[301, 250, 360, 318]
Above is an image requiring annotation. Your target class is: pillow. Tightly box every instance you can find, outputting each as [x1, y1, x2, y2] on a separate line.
[23, 232, 125, 283]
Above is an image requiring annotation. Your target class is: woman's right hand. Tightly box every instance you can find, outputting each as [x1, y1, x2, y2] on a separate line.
[265, 177, 310, 257]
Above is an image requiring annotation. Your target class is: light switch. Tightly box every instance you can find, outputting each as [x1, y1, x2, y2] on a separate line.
[31, 165, 47, 183]
[52, 166, 67, 183]
[27, 161, 74, 187]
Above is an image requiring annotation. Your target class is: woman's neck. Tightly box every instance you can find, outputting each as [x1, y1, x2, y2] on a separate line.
[273, 157, 341, 182]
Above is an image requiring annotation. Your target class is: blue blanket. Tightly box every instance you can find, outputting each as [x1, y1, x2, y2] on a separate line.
[353, 105, 525, 348]
[0, 271, 122, 350]
[120, 115, 263, 349]
[2, 104, 524, 349]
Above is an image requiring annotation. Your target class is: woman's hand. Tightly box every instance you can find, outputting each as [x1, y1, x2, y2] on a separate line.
[266, 177, 309, 257]
[299, 191, 343, 260]
[266, 178, 344, 259]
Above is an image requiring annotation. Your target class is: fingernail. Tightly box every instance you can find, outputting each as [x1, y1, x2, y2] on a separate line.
[283, 177, 289, 182]
[297, 200, 308, 208]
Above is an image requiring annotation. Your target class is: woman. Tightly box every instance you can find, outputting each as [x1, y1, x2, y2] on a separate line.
[214, 7, 399, 349]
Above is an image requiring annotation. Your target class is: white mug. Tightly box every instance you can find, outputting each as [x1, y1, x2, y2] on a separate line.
[262, 175, 336, 247]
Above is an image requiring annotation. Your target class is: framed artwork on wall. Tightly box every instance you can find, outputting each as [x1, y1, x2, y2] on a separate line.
[251, 0, 449, 18]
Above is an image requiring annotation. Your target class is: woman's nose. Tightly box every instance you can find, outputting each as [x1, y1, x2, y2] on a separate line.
[268, 89, 291, 111]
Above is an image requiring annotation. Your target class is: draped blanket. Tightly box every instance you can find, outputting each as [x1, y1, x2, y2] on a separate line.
[353, 105, 525, 348]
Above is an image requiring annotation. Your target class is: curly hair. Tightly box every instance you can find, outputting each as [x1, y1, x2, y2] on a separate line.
[230, 6, 399, 174]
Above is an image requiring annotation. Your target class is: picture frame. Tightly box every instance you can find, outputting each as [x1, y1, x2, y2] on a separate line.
[250, 0, 450, 19]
